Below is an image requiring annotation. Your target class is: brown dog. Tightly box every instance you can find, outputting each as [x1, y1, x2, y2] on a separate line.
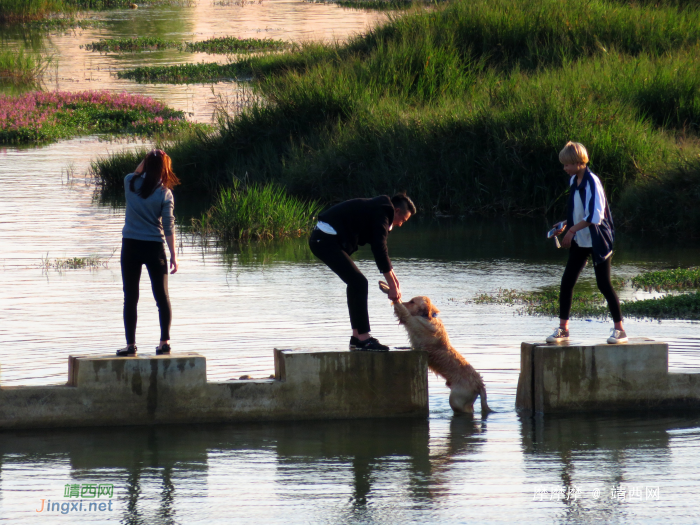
[379, 282, 490, 414]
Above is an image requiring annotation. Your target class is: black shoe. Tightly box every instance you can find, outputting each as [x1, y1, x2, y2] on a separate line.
[353, 337, 390, 352]
[349, 336, 361, 350]
[116, 345, 137, 356]
[156, 343, 171, 355]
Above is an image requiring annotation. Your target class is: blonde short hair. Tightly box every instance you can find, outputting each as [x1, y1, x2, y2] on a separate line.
[559, 141, 589, 165]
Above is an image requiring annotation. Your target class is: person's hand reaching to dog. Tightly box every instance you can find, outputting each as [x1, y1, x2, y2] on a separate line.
[383, 269, 401, 302]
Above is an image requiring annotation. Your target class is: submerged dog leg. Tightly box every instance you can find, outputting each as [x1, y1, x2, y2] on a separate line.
[479, 385, 492, 414]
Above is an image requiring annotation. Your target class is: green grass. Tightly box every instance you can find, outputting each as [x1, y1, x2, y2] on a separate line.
[474, 287, 611, 318]
[0, 49, 50, 85]
[119, 62, 250, 83]
[474, 285, 700, 320]
[333, 0, 433, 10]
[83, 36, 181, 52]
[87, 36, 287, 54]
[192, 181, 322, 241]
[631, 268, 700, 291]
[97, 0, 700, 237]
[622, 292, 700, 319]
[186, 37, 287, 54]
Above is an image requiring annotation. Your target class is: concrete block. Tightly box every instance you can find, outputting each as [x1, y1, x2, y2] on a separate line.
[515, 338, 700, 413]
[0, 349, 428, 429]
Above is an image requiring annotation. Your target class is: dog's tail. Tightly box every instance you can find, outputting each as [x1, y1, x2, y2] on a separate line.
[479, 384, 492, 414]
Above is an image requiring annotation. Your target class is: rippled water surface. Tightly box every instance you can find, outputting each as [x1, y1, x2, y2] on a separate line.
[2, 2, 700, 523]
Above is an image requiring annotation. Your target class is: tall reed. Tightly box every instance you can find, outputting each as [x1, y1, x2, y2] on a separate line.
[0, 49, 49, 85]
[193, 181, 322, 241]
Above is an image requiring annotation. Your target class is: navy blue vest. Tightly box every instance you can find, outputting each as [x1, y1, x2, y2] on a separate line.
[566, 168, 615, 265]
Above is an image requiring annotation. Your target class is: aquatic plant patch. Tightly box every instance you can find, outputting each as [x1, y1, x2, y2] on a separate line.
[0, 90, 202, 144]
[85, 36, 288, 54]
[473, 288, 610, 319]
[119, 62, 250, 83]
[474, 283, 700, 320]
[332, 0, 439, 10]
[82, 36, 181, 52]
[631, 267, 700, 291]
[0, 49, 50, 85]
[621, 292, 700, 319]
[40, 250, 115, 271]
[186, 37, 287, 54]
[193, 181, 321, 241]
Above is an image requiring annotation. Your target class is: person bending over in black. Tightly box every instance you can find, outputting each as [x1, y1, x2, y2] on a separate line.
[309, 193, 416, 352]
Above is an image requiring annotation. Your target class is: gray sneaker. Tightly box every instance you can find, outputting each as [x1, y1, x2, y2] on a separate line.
[546, 328, 570, 343]
[607, 329, 628, 344]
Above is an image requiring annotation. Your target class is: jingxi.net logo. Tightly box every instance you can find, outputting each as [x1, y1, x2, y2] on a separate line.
[35, 484, 115, 515]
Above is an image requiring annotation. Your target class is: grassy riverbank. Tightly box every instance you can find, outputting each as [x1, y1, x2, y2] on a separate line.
[0, 90, 204, 144]
[98, 0, 700, 236]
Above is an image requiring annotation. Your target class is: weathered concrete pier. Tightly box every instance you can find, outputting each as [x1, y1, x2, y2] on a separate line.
[516, 338, 700, 414]
[0, 349, 428, 429]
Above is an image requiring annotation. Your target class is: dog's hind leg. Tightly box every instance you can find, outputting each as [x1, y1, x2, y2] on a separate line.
[479, 385, 492, 414]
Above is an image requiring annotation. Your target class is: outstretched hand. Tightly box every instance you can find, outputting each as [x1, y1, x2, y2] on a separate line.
[378, 280, 401, 303]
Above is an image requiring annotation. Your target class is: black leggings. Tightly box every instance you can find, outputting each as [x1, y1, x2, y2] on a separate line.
[560, 241, 622, 323]
[121, 238, 171, 345]
[309, 229, 371, 334]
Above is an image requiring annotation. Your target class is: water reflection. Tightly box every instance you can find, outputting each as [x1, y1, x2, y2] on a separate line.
[520, 412, 700, 524]
[0, 417, 490, 524]
[4, 412, 699, 523]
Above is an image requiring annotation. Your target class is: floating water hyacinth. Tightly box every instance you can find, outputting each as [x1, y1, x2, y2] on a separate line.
[0, 90, 204, 144]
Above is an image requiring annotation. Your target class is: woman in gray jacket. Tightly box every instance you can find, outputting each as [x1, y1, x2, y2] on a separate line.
[118, 149, 180, 356]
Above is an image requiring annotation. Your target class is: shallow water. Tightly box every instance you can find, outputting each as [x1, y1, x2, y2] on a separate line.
[3, 2, 700, 523]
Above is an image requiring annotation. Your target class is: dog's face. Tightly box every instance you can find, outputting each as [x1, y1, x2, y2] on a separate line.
[402, 296, 440, 320]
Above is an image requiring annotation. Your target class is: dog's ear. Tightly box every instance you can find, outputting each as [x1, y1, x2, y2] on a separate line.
[378, 281, 390, 295]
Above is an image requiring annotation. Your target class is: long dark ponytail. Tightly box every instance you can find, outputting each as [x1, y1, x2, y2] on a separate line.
[129, 149, 180, 198]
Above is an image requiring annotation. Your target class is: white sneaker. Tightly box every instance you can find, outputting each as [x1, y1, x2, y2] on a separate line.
[546, 327, 570, 343]
[607, 329, 628, 344]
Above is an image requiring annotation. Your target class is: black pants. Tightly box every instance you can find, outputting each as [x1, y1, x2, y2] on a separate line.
[121, 238, 171, 345]
[560, 241, 622, 323]
[309, 229, 371, 334]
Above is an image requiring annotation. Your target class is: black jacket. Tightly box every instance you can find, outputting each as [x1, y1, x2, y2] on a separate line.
[318, 196, 395, 273]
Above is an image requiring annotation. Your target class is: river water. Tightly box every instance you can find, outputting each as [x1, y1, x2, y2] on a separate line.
[2, 2, 700, 524]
